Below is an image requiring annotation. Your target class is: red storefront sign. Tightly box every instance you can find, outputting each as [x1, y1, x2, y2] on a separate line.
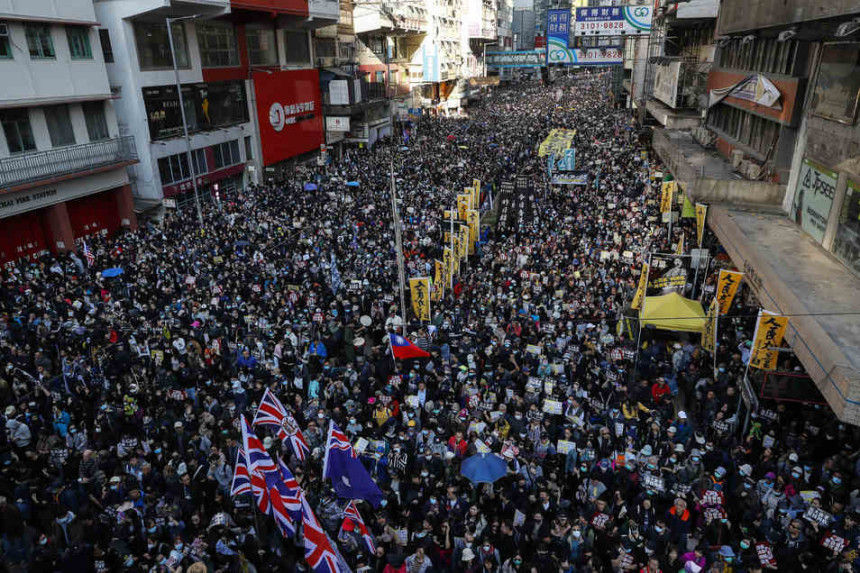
[162, 163, 246, 198]
[254, 69, 324, 166]
[0, 209, 48, 265]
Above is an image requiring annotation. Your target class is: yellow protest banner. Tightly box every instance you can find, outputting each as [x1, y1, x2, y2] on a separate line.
[473, 179, 481, 208]
[716, 269, 743, 315]
[443, 247, 454, 284]
[660, 181, 676, 213]
[444, 209, 455, 221]
[466, 209, 480, 254]
[749, 310, 789, 371]
[631, 262, 649, 310]
[538, 128, 576, 157]
[409, 277, 431, 322]
[432, 260, 445, 301]
[695, 203, 708, 247]
[464, 188, 475, 209]
[701, 297, 718, 354]
[675, 233, 685, 256]
[457, 194, 470, 220]
[459, 225, 470, 259]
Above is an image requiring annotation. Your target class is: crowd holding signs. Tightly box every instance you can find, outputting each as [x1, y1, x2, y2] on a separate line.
[0, 72, 856, 573]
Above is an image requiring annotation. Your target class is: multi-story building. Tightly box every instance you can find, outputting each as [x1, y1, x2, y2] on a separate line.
[512, 6, 536, 50]
[94, 0, 338, 204]
[0, 0, 139, 264]
[651, 0, 860, 423]
[353, 0, 427, 142]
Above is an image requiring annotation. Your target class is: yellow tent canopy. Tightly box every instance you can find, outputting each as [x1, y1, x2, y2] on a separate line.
[639, 292, 707, 333]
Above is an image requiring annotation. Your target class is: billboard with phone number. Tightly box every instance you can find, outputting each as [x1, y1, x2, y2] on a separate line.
[574, 5, 653, 36]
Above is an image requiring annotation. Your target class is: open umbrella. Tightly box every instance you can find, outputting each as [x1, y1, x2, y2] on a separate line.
[346, 181, 360, 188]
[460, 453, 508, 484]
[304, 183, 318, 191]
[446, 134, 456, 142]
[101, 267, 124, 278]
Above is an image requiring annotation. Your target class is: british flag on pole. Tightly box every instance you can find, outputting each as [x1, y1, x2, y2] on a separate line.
[301, 495, 351, 573]
[253, 388, 310, 462]
[230, 448, 252, 497]
[342, 501, 375, 554]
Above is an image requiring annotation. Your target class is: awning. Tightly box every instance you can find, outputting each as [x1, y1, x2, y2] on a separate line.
[639, 292, 707, 333]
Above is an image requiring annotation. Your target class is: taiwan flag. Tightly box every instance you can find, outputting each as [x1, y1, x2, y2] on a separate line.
[389, 334, 430, 360]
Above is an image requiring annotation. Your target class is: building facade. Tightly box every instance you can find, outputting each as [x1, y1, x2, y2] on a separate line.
[650, 0, 860, 423]
[0, 0, 138, 264]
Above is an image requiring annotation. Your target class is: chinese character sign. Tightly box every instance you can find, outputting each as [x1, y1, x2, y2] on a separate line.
[574, 5, 652, 36]
[631, 262, 649, 310]
[715, 270, 744, 315]
[660, 181, 676, 213]
[701, 298, 718, 354]
[432, 260, 445, 301]
[457, 194, 471, 220]
[466, 209, 480, 254]
[749, 310, 789, 371]
[695, 203, 708, 247]
[459, 225, 470, 260]
[409, 277, 431, 322]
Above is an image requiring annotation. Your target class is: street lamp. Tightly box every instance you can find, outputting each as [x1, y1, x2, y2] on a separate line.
[166, 14, 204, 225]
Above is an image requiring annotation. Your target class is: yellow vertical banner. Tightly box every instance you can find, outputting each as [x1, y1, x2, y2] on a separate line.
[464, 188, 475, 209]
[409, 277, 431, 322]
[715, 270, 744, 315]
[749, 310, 790, 371]
[631, 262, 649, 310]
[458, 225, 470, 259]
[443, 209, 455, 221]
[442, 247, 454, 284]
[457, 194, 470, 220]
[701, 297, 718, 353]
[466, 209, 480, 254]
[432, 260, 445, 301]
[695, 203, 708, 247]
[675, 233, 685, 256]
[660, 181, 675, 213]
[473, 179, 481, 208]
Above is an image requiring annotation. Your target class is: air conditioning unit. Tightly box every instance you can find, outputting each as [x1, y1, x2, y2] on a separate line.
[0, 23, 9, 37]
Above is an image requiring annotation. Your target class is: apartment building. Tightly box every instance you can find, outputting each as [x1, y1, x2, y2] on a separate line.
[0, 0, 138, 263]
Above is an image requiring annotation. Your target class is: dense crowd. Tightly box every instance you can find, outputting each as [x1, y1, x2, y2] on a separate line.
[0, 73, 858, 573]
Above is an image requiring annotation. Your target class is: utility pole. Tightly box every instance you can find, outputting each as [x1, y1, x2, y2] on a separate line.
[166, 15, 204, 225]
[390, 157, 407, 325]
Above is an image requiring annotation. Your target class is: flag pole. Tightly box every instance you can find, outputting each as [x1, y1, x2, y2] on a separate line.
[322, 420, 333, 480]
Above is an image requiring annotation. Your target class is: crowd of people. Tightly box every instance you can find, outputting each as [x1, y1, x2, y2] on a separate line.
[0, 72, 857, 573]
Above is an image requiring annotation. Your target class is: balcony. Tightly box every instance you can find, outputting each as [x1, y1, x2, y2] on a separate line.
[0, 137, 138, 191]
[354, 2, 428, 35]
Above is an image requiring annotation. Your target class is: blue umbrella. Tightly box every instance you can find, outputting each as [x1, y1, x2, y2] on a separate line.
[346, 181, 360, 188]
[304, 182, 318, 191]
[460, 453, 508, 484]
[101, 267, 124, 278]
[233, 240, 250, 247]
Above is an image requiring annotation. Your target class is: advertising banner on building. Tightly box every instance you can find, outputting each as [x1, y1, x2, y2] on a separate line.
[326, 116, 351, 132]
[548, 46, 623, 66]
[422, 44, 440, 82]
[574, 5, 653, 37]
[653, 61, 682, 109]
[487, 50, 545, 67]
[749, 310, 789, 371]
[254, 69, 323, 166]
[791, 158, 837, 244]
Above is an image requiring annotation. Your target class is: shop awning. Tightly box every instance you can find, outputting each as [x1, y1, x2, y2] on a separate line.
[639, 292, 707, 333]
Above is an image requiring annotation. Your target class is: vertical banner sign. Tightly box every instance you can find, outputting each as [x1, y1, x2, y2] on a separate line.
[701, 298, 718, 354]
[660, 181, 676, 213]
[695, 203, 708, 247]
[749, 310, 789, 371]
[791, 158, 838, 244]
[472, 179, 481, 208]
[715, 270, 743, 315]
[451, 239, 462, 273]
[443, 247, 454, 285]
[546, 9, 571, 64]
[409, 277, 431, 322]
[457, 194, 471, 220]
[433, 260, 445, 301]
[675, 233, 685, 256]
[464, 188, 476, 209]
[466, 210, 480, 254]
[459, 225, 470, 259]
[631, 262, 649, 310]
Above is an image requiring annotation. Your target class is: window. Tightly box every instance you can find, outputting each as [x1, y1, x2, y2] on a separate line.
[247, 27, 277, 66]
[134, 21, 189, 69]
[213, 140, 240, 169]
[143, 81, 248, 141]
[244, 135, 253, 161]
[198, 22, 239, 67]
[99, 29, 114, 63]
[0, 22, 12, 59]
[158, 153, 191, 185]
[191, 148, 208, 176]
[1, 109, 36, 153]
[83, 101, 109, 141]
[43, 105, 76, 147]
[811, 43, 860, 124]
[67, 26, 92, 59]
[833, 178, 860, 277]
[284, 30, 310, 64]
[26, 24, 55, 59]
[718, 38, 797, 76]
[707, 104, 779, 158]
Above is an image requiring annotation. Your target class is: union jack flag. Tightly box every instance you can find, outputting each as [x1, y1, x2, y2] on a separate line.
[230, 448, 252, 497]
[250, 467, 271, 516]
[82, 241, 95, 267]
[301, 495, 351, 573]
[264, 469, 297, 538]
[277, 457, 303, 522]
[241, 415, 278, 473]
[253, 388, 310, 462]
[342, 501, 375, 554]
[326, 423, 357, 459]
